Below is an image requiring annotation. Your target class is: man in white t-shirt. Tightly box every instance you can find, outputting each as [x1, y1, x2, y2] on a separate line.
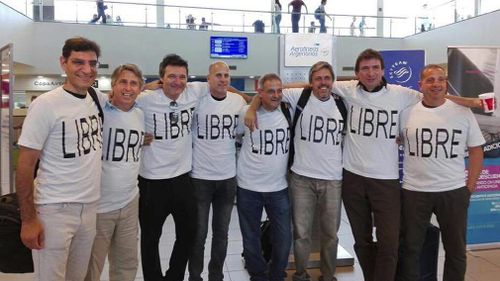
[85, 64, 145, 281]
[332, 49, 480, 281]
[188, 62, 246, 281]
[246, 61, 345, 281]
[236, 73, 292, 281]
[136, 54, 209, 281]
[398, 65, 484, 281]
[332, 48, 421, 281]
[16, 37, 106, 281]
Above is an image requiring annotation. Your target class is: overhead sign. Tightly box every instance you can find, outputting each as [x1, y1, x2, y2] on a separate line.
[284, 34, 333, 67]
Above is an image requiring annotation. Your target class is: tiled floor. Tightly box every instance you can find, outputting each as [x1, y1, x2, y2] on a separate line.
[2, 207, 500, 281]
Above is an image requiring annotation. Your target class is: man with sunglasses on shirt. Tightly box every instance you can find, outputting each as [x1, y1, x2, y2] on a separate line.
[136, 54, 209, 281]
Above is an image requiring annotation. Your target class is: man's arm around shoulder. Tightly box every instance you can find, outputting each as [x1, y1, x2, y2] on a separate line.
[16, 146, 44, 250]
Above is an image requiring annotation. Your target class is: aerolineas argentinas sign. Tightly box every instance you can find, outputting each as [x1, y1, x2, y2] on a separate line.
[284, 34, 333, 67]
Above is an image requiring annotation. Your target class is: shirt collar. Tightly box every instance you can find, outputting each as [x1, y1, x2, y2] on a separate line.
[105, 100, 138, 112]
[357, 77, 388, 92]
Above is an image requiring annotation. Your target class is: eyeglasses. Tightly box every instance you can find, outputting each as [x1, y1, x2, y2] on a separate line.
[169, 101, 179, 123]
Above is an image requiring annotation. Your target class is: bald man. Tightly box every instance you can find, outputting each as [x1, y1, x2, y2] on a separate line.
[189, 62, 247, 281]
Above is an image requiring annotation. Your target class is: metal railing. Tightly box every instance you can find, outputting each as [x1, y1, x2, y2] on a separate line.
[1, 0, 498, 38]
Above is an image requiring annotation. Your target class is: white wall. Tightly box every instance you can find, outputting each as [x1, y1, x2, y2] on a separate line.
[403, 9, 500, 64]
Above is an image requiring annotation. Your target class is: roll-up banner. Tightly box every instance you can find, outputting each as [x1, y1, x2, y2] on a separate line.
[380, 50, 425, 181]
[448, 46, 500, 248]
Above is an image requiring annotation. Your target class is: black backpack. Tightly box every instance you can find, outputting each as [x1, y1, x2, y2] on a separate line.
[287, 87, 347, 167]
[0, 193, 34, 273]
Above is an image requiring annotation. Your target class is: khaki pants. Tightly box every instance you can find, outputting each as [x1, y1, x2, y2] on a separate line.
[85, 195, 139, 281]
[33, 202, 97, 281]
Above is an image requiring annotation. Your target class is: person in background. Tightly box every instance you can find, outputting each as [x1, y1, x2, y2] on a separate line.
[308, 21, 316, 33]
[359, 16, 366, 36]
[288, 0, 308, 33]
[90, 0, 106, 24]
[115, 16, 123, 25]
[317, 0, 332, 33]
[85, 64, 145, 281]
[273, 0, 282, 33]
[350, 16, 356, 36]
[16, 36, 106, 281]
[398, 64, 484, 281]
[199, 17, 209, 30]
[253, 20, 265, 33]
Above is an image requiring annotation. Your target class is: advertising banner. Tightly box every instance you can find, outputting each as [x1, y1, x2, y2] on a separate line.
[380, 50, 425, 90]
[284, 34, 333, 67]
[448, 46, 500, 248]
[1, 44, 14, 195]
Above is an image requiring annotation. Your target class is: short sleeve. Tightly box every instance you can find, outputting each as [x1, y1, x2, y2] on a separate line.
[18, 98, 54, 150]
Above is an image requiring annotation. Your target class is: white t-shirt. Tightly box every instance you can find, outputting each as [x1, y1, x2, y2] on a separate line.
[99, 101, 145, 213]
[333, 80, 421, 179]
[400, 100, 485, 192]
[236, 105, 290, 192]
[136, 82, 207, 179]
[282, 88, 344, 180]
[191, 92, 246, 180]
[18, 86, 106, 204]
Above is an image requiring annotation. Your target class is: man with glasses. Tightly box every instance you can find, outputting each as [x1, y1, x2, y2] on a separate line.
[136, 54, 209, 281]
[245, 61, 345, 281]
[16, 37, 106, 280]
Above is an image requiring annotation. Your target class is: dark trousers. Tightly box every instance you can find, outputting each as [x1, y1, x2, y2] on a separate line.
[91, 3, 106, 23]
[188, 177, 236, 281]
[291, 13, 301, 33]
[139, 173, 197, 281]
[399, 187, 470, 281]
[237, 187, 292, 281]
[342, 169, 401, 281]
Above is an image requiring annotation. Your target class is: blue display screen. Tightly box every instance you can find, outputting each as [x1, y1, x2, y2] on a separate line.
[210, 36, 248, 59]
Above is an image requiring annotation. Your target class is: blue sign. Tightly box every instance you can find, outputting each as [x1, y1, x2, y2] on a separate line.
[210, 36, 248, 59]
[380, 50, 425, 90]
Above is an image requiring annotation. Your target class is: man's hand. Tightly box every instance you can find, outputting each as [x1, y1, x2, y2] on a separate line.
[143, 80, 162, 91]
[21, 218, 44, 250]
[143, 132, 153, 146]
[244, 109, 258, 131]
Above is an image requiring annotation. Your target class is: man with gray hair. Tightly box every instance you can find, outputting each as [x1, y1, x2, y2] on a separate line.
[85, 64, 145, 281]
[246, 61, 346, 281]
[236, 73, 292, 281]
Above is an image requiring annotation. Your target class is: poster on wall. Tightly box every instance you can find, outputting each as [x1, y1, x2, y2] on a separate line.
[448, 46, 500, 248]
[1, 44, 14, 195]
[380, 50, 425, 90]
[379, 50, 426, 181]
[284, 34, 333, 67]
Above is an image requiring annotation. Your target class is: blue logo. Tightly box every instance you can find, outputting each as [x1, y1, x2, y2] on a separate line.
[388, 60, 412, 84]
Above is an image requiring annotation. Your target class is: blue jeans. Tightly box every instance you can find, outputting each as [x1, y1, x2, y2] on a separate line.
[189, 177, 236, 281]
[237, 187, 292, 281]
[273, 14, 281, 33]
[291, 13, 301, 33]
[319, 17, 326, 33]
[289, 172, 342, 281]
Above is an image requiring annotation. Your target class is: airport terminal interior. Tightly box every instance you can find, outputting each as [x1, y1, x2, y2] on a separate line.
[2, 1, 500, 280]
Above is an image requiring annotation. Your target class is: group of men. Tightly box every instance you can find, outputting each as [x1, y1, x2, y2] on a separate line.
[15, 35, 484, 281]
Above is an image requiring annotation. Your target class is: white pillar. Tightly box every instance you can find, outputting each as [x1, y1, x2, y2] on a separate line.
[157, 0, 165, 27]
[377, 0, 384, 37]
